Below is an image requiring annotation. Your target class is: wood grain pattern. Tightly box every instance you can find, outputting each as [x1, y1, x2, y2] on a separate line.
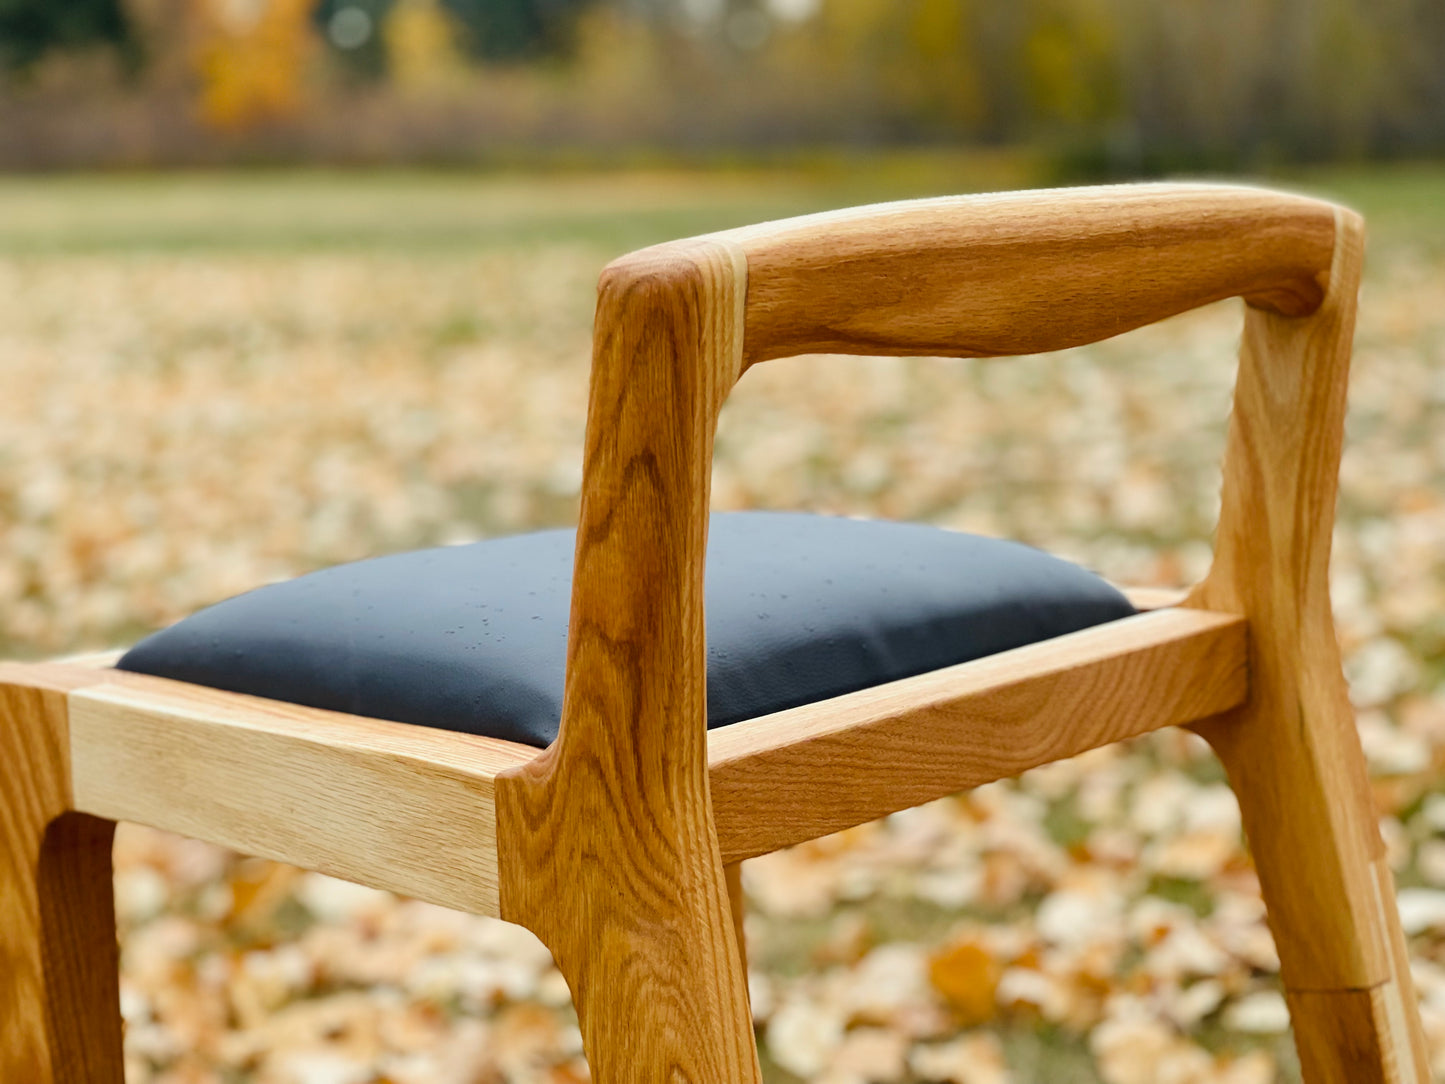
[66, 669, 535, 917]
[716, 183, 1336, 365]
[0, 663, 124, 1084]
[1373, 856, 1433, 1080]
[709, 608, 1246, 862]
[1285, 990, 1385, 1084]
[495, 238, 762, 1084]
[1188, 209, 1430, 1082]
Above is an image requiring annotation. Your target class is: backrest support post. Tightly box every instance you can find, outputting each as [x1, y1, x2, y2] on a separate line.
[1187, 211, 1432, 1078]
[493, 238, 762, 1084]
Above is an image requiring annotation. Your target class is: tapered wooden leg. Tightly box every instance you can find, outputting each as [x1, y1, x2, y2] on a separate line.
[496, 754, 761, 1084]
[1188, 211, 1430, 1082]
[1198, 704, 1429, 1084]
[1201, 706, 1429, 1081]
[499, 839, 759, 1083]
[1, 671, 124, 1083]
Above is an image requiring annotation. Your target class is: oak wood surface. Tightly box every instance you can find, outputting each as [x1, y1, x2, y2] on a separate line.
[709, 608, 1246, 863]
[64, 669, 533, 918]
[495, 239, 763, 1084]
[714, 183, 1337, 365]
[1287, 986, 1413, 1084]
[19, 609, 1228, 932]
[0, 663, 124, 1084]
[1187, 209, 1430, 1081]
[20, 608, 1238, 909]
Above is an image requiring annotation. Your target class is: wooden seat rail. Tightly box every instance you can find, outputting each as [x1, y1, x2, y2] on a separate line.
[2, 605, 1242, 921]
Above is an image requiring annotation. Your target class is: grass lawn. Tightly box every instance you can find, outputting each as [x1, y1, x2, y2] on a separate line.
[0, 157, 1439, 255]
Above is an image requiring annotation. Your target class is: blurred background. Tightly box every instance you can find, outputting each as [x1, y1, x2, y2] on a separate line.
[2, 2, 1445, 1083]
[3, 0, 1445, 171]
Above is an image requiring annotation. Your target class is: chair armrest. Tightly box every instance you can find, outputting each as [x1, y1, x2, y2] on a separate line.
[553, 182, 1350, 763]
[720, 182, 1339, 364]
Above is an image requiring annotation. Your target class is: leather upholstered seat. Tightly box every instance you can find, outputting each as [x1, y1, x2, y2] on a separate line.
[118, 511, 1135, 748]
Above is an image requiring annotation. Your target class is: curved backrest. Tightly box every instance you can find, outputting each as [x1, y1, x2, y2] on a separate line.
[713, 182, 1339, 365]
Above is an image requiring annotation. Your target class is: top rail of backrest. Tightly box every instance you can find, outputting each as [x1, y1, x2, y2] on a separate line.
[697, 182, 1339, 366]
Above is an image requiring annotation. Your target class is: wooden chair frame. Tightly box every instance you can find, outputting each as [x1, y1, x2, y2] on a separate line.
[1, 182, 1430, 1082]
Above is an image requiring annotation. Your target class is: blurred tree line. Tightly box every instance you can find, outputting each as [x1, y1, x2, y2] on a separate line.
[1, 0, 1442, 170]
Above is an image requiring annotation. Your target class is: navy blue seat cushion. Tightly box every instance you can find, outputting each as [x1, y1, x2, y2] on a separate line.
[117, 512, 1134, 748]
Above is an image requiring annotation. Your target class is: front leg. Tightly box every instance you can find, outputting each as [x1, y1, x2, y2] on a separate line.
[1, 668, 124, 1083]
[496, 746, 760, 1084]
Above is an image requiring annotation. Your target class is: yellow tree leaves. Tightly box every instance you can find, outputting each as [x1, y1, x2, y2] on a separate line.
[189, 0, 471, 128]
[1022, 0, 1120, 127]
[904, 0, 984, 129]
[384, 0, 469, 96]
[193, 0, 318, 130]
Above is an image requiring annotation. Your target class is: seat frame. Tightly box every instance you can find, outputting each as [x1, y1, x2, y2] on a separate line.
[1, 183, 1430, 1083]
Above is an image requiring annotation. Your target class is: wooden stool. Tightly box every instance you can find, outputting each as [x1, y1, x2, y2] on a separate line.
[2, 182, 1429, 1082]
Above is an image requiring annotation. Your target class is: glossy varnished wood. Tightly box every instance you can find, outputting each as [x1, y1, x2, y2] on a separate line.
[495, 238, 763, 1084]
[1188, 210, 1429, 1081]
[709, 608, 1246, 862]
[717, 184, 1336, 365]
[65, 667, 534, 917]
[0, 663, 123, 1084]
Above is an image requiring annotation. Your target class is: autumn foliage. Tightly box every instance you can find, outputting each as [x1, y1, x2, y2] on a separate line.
[192, 0, 318, 129]
[1, 0, 1443, 168]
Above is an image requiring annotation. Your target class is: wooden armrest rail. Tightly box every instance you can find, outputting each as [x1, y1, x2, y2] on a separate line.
[706, 183, 1339, 365]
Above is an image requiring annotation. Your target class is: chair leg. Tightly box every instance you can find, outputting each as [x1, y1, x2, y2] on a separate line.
[1188, 221, 1430, 1080]
[1196, 704, 1431, 1083]
[503, 852, 759, 1084]
[498, 766, 760, 1084]
[1, 676, 125, 1084]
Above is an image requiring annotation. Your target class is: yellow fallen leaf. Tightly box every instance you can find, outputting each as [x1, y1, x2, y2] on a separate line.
[927, 939, 1001, 1027]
